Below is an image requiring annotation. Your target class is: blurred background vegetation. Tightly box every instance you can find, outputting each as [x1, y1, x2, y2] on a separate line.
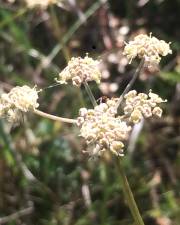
[0, 0, 180, 224]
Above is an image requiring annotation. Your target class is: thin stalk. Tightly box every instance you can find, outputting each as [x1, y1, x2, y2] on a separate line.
[48, 0, 105, 61]
[116, 158, 145, 225]
[83, 81, 97, 107]
[33, 109, 77, 124]
[50, 5, 85, 107]
[115, 59, 144, 111]
[50, 5, 70, 62]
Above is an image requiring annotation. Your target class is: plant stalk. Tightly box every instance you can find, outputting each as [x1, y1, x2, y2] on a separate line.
[50, 5, 71, 63]
[116, 158, 145, 225]
[115, 59, 145, 111]
[83, 81, 97, 107]
[33, 109, 77, 124]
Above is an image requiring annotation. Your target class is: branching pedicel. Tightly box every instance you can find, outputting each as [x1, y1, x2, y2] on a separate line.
[0, 34, 172, 225]
[0, 34, 171, 157]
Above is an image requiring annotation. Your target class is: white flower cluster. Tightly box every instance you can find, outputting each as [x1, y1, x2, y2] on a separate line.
[123, 34, 172, 67]
[77, 98, 131, 157]
[25, 0, 56, 9]
[123, 90, 166, 124]
[56, 55, 101, 87]
[0, 85, 39, 123]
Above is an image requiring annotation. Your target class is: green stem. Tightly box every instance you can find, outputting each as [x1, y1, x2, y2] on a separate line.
[50, 5, 85, 108]
[50, 5, 70, 63]
[83, 81, 97, 107]
[115, 59, 144, 111]
[116, 158, 145, 225]
[47, 0, 105, 62]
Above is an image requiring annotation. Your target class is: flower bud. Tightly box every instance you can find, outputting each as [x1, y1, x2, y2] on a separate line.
[152, 107, 163, 117]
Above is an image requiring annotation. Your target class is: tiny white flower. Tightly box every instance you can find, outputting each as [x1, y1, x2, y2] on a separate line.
[123, 33, 172, 68]
[25, 0, 57, 9]
[56, 55, 101, 87]
[0, 85, 39, 123]
[77, 98, 131, 157]
[123, 90, 166, 124]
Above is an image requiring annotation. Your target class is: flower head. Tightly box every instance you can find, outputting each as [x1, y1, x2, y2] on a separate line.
[123, 90, 166, 124]
[123, 33, 172, 67]
[25, 0, 56, 9]
[0, 85, 39, 123]
[77, 98, 131, 157]
[56, 55, 101, 87]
